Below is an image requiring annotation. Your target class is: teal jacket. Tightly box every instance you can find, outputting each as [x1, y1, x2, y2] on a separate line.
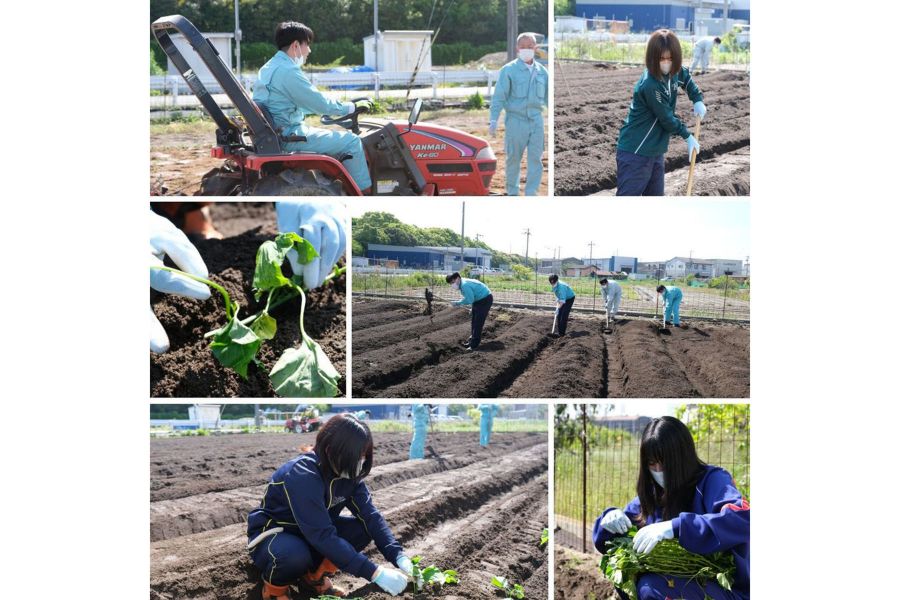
[489, 58, 549, 124]
[454, 278, 492, 306]
[617, 67, 703, 157]
[661, 286, 684, 305]
[553, 281, 576, 301]
[252, 51, 351, 137]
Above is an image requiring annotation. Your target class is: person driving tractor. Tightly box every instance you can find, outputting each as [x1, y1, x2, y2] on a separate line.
[252, 21, 373, 193]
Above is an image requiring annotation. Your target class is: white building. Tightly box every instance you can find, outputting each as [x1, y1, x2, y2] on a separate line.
[664, 257, 743, 278]
[166, 32, 233, 82]
[364, 31, 433, 72]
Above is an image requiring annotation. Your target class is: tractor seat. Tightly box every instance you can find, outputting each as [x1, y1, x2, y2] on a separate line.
[256, 102, 307, 144]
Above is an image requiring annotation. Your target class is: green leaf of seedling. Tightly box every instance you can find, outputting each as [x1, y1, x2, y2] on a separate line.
[269, 341, 340, 398]
[209, 310, 261, 379]
[510, 583, 525, 599]
[421, 565, 440, 583]
[491, 576, 508, 589]
[442, 569, 459, 585]
[253, 240, 292, 297]
[717, 572, 732, 591]
[251, 313, 278, 340]
[276, 231, 318, 265]
[411, 556, 422, 565]
[540, 528, 549, 548]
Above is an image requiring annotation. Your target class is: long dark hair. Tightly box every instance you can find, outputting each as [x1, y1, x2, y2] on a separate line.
[314, 413, 374, 480]
[636, 416, 706, 523]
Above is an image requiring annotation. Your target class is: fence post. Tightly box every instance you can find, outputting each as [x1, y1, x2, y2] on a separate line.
[722, 274, 729, 320]
[581, 404, 588, 553]
[169, 76, 179, 105]
[432, 72, 438, 100]
[655, 273, 661, 318]
[374, 72, 380, 101]
[592, 275, 597, 314]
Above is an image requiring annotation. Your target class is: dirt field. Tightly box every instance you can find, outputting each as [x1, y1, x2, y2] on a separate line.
[150, 203, 346, 397]
[554, 63, 750, 196]
[150, 109, 548, 196]
[352, 298, 749, 398]
[150, 431, 548, 599]
[554, 545, 616, 600]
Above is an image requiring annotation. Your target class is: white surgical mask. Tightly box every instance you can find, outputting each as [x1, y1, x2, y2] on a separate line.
[650, 469, 665, 488]
[356, 457, 366, 477]
[660, 60, 672, 75]
[452, 281, 461, 290]
[518, 48, 535, 62]
[293, 54, 305, 67]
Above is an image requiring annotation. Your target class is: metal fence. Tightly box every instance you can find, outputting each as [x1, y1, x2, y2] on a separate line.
[555, 404, 750, 552]
[555, 32, 751, 70]
[354, 270, 750, 322]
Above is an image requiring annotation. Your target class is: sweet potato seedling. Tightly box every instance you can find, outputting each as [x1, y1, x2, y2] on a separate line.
[490, 575, 525, 599]
[410, 555, 460, 594]
[539, 528, 549, 549]
[599, 527, 735, 600]
[151, 232, 343, 396]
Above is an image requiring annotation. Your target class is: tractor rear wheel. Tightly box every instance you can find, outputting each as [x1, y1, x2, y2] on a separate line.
[252, 169, 345, 196]
[199, 161, 242, 196]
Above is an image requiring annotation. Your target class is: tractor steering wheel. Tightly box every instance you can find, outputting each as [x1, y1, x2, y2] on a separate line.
[320, 97, 372, 135]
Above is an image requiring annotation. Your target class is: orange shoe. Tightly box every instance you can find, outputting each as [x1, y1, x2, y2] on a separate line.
[261, 581, 290, 600]
[301, 559, 347, 597]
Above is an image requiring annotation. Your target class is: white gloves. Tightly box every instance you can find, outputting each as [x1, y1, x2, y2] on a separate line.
[488, 120, 498, 136]
[396, 555, 414, 576]
[693, 101, 707, 119]
[150, 211, 211, 354]
[600, 509, 631, 535]
[633, 520, 674, 554]
[275, 201, 346, 289]
[686, 135, 700, 160]
[373, 566, 408, 595]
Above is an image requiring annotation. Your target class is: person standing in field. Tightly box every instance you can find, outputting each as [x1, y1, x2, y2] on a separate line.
[247, 413, 412, 599]
[446, 272, 494, 351]
[477, 403, 500, 447]
[657, 284, 684, 327]
[600, 278, 622, 319]
[690, 37, 721, 74]
[615, 29, 707, 196]
[408, 404, 431, 460]
[489, 32, 549, 196]
[548, 274, 576, 336]
[594, 416, 749, 600]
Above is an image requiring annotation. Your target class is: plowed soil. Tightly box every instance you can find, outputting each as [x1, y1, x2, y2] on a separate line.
[353, 298, 749, 398]
[555, 546, 616, 600]
[150, 203, 346, 397]
[554, 63, 750, 196]
[150, 431, 549, 599]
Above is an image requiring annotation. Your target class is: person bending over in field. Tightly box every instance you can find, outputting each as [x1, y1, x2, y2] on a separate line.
[600, 278, 622, 320]
[615, 29, 706, 196]
[657, 284, 683, 327]
[247, 413, 412, 599]
[548, 274, 575, 336]
[594, 416, 750, 600]
[446, 272, 493, 351]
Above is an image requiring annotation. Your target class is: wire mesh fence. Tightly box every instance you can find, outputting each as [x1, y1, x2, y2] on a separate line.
[353, 270, 750, 322]
[554, 404, 750, 552]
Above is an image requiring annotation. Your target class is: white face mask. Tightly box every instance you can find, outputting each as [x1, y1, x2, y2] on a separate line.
[660, 60, 672, 75]
[650, 469, 665, 488]
[356, 457, 366, 477]
[518, 48, 535, 62]
[452, 281, 461, 290]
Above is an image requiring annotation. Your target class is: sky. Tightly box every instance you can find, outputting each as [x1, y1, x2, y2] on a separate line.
[350, 198, 749, 261]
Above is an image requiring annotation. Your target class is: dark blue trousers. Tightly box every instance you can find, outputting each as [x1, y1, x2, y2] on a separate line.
[557, 297, 575, 335]
[616, 149, 665, 196]
[470, 294, 494, 349]
[249, 516, 371, 585]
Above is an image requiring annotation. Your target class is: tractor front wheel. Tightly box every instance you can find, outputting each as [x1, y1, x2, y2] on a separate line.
[252, 169, 345, 196]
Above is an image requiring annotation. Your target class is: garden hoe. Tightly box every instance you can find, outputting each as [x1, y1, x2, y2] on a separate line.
[551, 308, 559, 336]
[603, 311, 613, 335]
[686, 116, 702, 196]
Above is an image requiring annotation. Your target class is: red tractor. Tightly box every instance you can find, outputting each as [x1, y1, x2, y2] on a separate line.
[152, 15, 498, 196]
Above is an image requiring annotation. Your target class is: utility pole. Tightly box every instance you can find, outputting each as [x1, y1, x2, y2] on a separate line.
[234, 0, 242, 77]
[507, 0, 519, 62]
[460, 201, 466, 272]
[523, 228, 532, 268]
[475, 233, 484, 282]
[374, 0, 380, 72]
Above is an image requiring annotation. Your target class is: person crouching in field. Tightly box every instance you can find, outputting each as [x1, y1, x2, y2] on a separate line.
[594, 416, 750, 600]
[446, 272, 493, 351]
[247, 413, 412, 599]
[616, 29, 707, 196]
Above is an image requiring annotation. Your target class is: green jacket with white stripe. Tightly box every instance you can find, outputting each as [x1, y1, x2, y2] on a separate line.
[617, 67, 703, 157]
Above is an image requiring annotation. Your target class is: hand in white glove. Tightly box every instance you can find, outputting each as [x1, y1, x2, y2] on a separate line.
[396, 555, 414, 576]
[600, 509, 631, 535]
[692, 101, 707, 119]
[633, 520, 674, 554]
[275, 201, 346, 289]
[373, 566, 408, 595]
[150, 211, 211, 354]
[686, 135, 700, 160]
[488, 120, 498, 136]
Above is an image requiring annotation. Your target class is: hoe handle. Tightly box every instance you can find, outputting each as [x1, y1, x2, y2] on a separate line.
[686, 117, 702, 196]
